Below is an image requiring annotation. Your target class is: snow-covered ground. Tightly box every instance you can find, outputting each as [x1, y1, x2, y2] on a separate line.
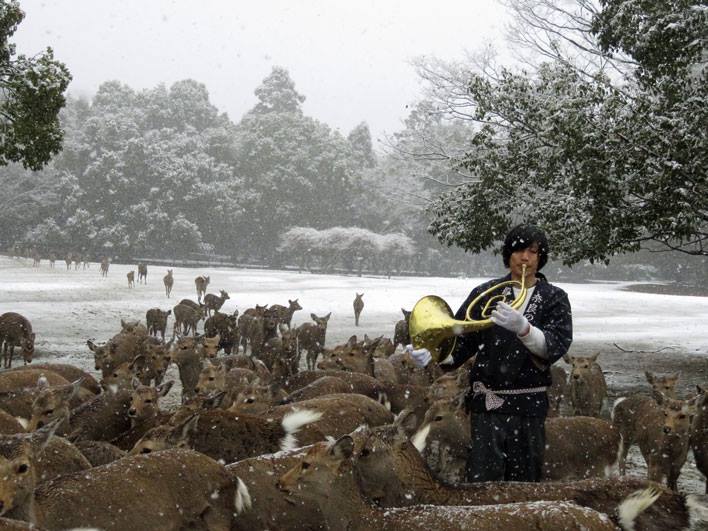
[1, 254, 706, 493]
[1, 255, 706, 361]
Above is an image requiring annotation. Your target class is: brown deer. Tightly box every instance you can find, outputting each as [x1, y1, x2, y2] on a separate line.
[126, 270, 135, 288]
[269, 299, 303, 329]
[393, 308, 411, 349]
[28, 378, 83, 433]
[204, 310, 240, 355]
[172, 302, 204, 336]
[0, 444, 250, 530]
[99, 256, 110, 277]
[130, 408, 323, 464]
[353, 417, 701, 531]
[0, 312, 35, 368]
[145, 308, 171, 340]
[203, 289, 230, 316]
[295, 312, 331, 370]
[612, 392, 699, 491]
[645, 371, 679, 400]
[64, 253, 72, 270]
[353, 293, 364, 326]
[163, 268, 174, 297]
[691, 385, 708, 493]
[48, 252, 56, 268]
[412, 400, 621, 483]
[275, 435, 657, 531]
[564, 352, 607, 417]
[195, 274, 210, 302]
[137, 262, 147, 284]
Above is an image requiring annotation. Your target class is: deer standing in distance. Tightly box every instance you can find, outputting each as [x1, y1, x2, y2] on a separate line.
[100, 256, 110, 277]
[126, 271, 135, 288]
[137, 263, 147, 284]
[269, 299, 302, 329]
[48, 252, 56, 268]
[203, 289, 230, 317]
[353, 293, 364, 326]
[296, 312, 331, 371]
[0, 312, 35, 368]
[195, 275, 210, 302]
[163, 269, 174, 297]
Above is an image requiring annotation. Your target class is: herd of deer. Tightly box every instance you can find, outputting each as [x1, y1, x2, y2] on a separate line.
[0, 276, 706, 529]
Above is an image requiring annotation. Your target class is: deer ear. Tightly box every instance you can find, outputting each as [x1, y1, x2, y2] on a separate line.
[589, 352, 600, 362]
[562, 354, 571, 364]
[330, 435, 354, 460]
[394, 408, 418, 435]
[644, 371, 654, 383]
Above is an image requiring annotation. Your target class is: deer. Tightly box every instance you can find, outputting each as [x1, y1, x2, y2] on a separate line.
[31, 250, 40, 268]
[0, 443, 251, 530]
[353, 292, 364, 326]
[645, 370, 679, 400]
[163, 268, 174, 297]
[691, 385, 708, 493]
[172, 302, 204, 336]
[203, 289, 230, 317]
[393, 308, 411, 349]
[612, 391, 700, 491]
[7, 363, 100, 395]
[0, 421, 92, 485]
[353, 415, 703, 531]
[412, 399, 621, 483]
[227, 392, 394, 446]
[564, 352, 607, 417]
[318, 335, 399, 384]
[72, 253, 81, 270]
[64, 253, 72, 270]
[73, 440, 126, 467]
[130, 407, 323, 465]
[126, 270, 135, 288]
[137, 262, 147, 284]
[145, 308, 171, 340]
[204, 310, 240, 355]
[48, 252, 56, 268]
[28, 378, 83, 433]
[99, 256, 110, 277]
[0, 313, 35, 368]
[295, 312, 331, 370]
[269, 299, 302, 329]
[275, 434, 658, 531]
[195, 274, 210, 302]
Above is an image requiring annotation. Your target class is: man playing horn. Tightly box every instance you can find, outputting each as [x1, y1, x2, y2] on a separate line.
[408, 224, 572, 483]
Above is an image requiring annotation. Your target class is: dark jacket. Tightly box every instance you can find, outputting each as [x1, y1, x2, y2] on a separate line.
[444, 273, 572, 417]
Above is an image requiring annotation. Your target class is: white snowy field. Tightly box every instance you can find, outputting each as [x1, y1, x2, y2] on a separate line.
[0, 255, 706, 363]
[0, 254, 706, 494]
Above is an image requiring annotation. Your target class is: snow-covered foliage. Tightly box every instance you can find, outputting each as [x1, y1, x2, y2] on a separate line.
[414, 1, 707, 263]
[0, 0, 71, 170]
[279, 226, 415, 275]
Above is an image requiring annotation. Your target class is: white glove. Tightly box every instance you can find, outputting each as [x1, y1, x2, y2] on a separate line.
[405, 344, 432, 368]
[491, 301, 530, 336]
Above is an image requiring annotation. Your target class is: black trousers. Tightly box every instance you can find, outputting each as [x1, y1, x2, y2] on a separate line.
[466, 412, 545, 482]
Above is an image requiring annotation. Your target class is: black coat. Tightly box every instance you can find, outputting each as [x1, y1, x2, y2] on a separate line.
[445, 273, 572, 417]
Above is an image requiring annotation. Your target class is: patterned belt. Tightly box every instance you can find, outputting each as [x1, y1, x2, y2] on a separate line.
[472, 381, 549, 411]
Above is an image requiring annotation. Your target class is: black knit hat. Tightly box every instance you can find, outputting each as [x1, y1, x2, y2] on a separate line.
[502, 224, 549, 271]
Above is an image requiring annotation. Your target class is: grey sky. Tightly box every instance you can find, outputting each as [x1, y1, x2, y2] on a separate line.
[14, 0, 509, 141]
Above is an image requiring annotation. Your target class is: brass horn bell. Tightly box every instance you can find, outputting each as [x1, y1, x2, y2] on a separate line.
[409, 265, 529, 363]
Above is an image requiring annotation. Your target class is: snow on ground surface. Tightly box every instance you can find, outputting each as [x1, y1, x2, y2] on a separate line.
[1, 255, 705, 359]
[1, 255, 706, 494]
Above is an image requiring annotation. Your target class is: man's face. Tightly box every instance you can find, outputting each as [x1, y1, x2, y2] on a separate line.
[509, 242, 540, 281]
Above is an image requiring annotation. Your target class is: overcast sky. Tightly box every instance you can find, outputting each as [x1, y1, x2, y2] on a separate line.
[14, 0, 510, 141]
